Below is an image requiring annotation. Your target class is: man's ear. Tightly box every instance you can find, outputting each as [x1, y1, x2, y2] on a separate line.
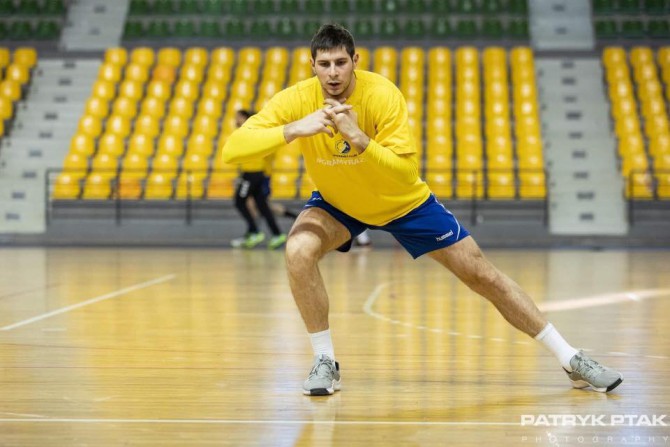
[310, 58, 315, 74]
[353, 53, 359, 68]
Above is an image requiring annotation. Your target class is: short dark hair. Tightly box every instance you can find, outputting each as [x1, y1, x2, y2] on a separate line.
[310, 23, 355, 60]
[236, 109, 253, 120]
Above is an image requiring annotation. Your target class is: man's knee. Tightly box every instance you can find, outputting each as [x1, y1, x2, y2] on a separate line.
[285, 231, 323, 269]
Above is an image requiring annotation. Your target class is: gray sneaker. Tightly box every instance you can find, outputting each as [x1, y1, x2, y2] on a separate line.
[302, 354, 341, 396]
[565, 351, 623, 393]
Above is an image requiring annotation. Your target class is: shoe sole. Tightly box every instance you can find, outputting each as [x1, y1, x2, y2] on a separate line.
[570, 376, 624, 393]
[303, 379, 341, 396]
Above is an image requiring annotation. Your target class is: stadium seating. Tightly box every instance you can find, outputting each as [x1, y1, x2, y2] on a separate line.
[0, 47, 37, 139]
[593, 0, 670, 40]
[602, 46, 670, 199]
[0, 0, 66, 41]
[57, 45, 543, 201]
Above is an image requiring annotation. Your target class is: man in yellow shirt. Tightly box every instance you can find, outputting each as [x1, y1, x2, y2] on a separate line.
[223, 24, 622, 395]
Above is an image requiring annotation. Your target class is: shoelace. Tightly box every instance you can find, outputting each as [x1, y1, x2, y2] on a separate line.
[308, 358, 336, 380]
[574, 355, 606, 381]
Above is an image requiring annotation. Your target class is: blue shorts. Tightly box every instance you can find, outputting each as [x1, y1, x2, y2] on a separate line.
[303, 192, 470, 258]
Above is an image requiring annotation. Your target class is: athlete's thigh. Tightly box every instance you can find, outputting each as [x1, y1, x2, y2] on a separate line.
[428, 235, 491, 280]
[288, 207, 351, 254]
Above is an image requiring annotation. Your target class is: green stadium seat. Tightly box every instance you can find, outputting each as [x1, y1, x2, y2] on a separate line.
[16, 0, 40, 15]
[276, 18, 298, 39]
[146, 20, 171, 38]
[128, 0, 149, 15]
[618, 0, 641, 14]
[380, 0, 402, 14]
[9, 21, 33, 40]
[404, 18, 426, 39]
[280, 0, 300, 14]
[254, 0, 275, 14]
[621, 19, 645, 38]
[643, 0, 667, 14]
[353, 19, 375, 39]
[201, 0, 224, 14]
[0, 22, 7, 38]
[35, 20, 61, 39]
[354, 0, 375, 14]
[43, 0, 65, 15]
[304, 0, 325, 14]
[508, 0, 528, 15]
[228, 0, 247, 15]
[153, 0, 177, 14]
[483, 19, 504, 38]
[124, 20, 143, 38]
[431, 17, 451, 38]
[592, 0, 615, 14]
[379, 18, 401, 38]
[427, 0, 450, 13]
[595, 19, 618, 38]
[455, 19, 478, 38]
[0, 0, 14, 15]
[178, 0, 201, 14]
[483, 0, 504, 14]
[224, 20, 245, 38]
[174, 20, 197, 37]
[405, 0, 426, 13]
[250, 20, 272, 39]
[454, 0, 477, 14]
[200, 20, 222, 38]
[507, 19, 529, 39]
[331, 0, 350, 14]
[302, 19, 321, 39]
[648, 20, 669, 38]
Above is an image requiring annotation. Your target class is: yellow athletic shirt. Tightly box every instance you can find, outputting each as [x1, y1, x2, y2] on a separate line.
[222, 70, 431, 226]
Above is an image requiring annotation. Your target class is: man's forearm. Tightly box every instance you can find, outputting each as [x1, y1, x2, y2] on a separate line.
[221, 126, 286, 164]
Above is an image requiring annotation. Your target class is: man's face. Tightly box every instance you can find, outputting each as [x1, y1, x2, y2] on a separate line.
[311, 47, 359, 101]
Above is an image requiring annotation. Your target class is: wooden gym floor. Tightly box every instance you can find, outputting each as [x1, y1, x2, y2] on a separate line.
[0, 246, 668, 446]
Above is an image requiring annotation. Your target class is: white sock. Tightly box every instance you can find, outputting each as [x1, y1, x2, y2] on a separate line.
[355, 230, 371, 244]
[534, 323, 579, 372]
[309, 329, 335, 360]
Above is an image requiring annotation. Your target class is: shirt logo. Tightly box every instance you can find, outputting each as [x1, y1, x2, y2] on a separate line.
[336, 139, 351, 155]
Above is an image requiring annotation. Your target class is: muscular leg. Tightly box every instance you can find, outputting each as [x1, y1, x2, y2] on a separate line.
[429, 236, 546, 337]
[284, 207, 351, 333]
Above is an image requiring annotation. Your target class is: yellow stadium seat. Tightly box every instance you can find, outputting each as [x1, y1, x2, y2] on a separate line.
[134, 114, 160, 138]
[622, 152, 650, 176]
[456, 117, 480, 138]
[82, 173, 113, 200]
[427, 133, 453, 157]
[0, 80, 21, 102]
[630, 47, 654, 66]
[650, 133, 670, 157]
[13, 47, 37, 68]
[230, 79, 255, 100]
[111, 96, 138, 119]
[127, 132, 155, 157]
[426, 152, 452, 171]
[0, 95, 13, 120]
[202, 80, 227, 101]
[488, 171, 515, 199]
[84, 96, 109, 119]
[653, 152, 670, 170]
[518, 152, 544, 171]
[152, 64, 177, 84]
[146, 80, 172, 101]
[458, 151, 483, 170]
[184, 47, 208, 67]
[486, 116, 511, 138]
[180, 63, 205, 83]
[456, 47, 478, 66]
[156, 134, 184, 158]
[625, 171, 653, 198]
[168, 96, 194, 119]
[152, 153, 179, 176]
[117, 173, 144, 200]
[483, 47, 506, 65]
[207, 64, 232, 84]
[5, 63, 30, 85]
[105, 114, 132, 138]
[207, 172, 235, 198]
[104, 47, 127, 66]
[53, 173, 82, 199]
[455, 171, 484, 198]
[183, 152, 209, 176]
[91, 80, 116, 101]
[124, 62, 149, 83]
[519, 171, 546, 198]
[488, 151, 514, 170]
[157, 47, 182, 68]
[98, 63, 122, 83]
[656, 173, 670, 198]
[197, 97, 222, 118]
[428, 47, 451, 71]
[603, 47, 626, 68]
[176, 172, 206, 199]
[425, 172, 453, 198]
[211, 47, 235, 67]
[118, 80, 144, 102]
[77, 114, 102, 138]
[130, 47, 155, 67]
[637, 79, 662, 102]
[273, 152, 300, 171]
[98, 132, 126, 157]
[192, 114, 218, 138]
[268, 172, 298, 199]
[645, 114, 669, 139]
[91, 152, 119, 178]
[374, 47, 397, 68]
[356, 47, 370, 71]
[140, 96, 166, 119]
[619, 133, 645, 156]
[611, 97, 637, 119]
[163, 115, 190, 138]
[186, 132, 214, 156]
[0, 47, 9, 70]
[174, 80, 200, 102]
[606, 64, 631, 83]
[144, 173, 174, 199]
[63, 152, 89, 171]
[69, 132, 95, 156]
[122, 152, 149, 178]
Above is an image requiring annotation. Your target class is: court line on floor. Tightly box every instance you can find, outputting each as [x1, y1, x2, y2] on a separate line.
[0, 274, 176, 331]
[363, 283, 669, 360]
